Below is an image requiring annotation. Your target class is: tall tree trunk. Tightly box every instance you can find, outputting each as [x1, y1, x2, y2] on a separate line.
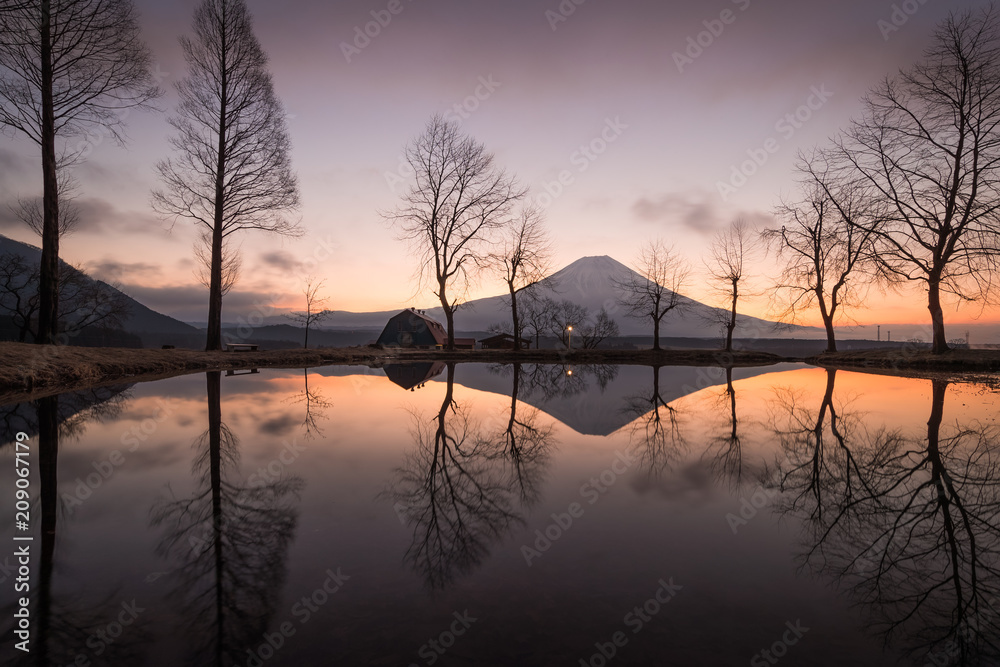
[439, 279, 455, 350]
[822, 313, 837, 353]
[36, 395, 59, 663]
[652, 315, 661, 352]
[725, 279, 738, 353]
[816, 289, 837, 353]
[206, 221, 224, 351]
[206, 9, 228, 352]
[928, 274, 949, 354]
[206, 371, 225, 664]
[303, 303, 310, 349]
[37, 0, 60, 345]
[509, 283, 520, 351]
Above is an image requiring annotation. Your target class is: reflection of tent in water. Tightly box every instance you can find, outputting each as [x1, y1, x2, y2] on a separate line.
[384, 362, 447, 391]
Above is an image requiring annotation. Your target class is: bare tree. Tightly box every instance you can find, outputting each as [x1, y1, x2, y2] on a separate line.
[0, 0, 159, 344]
[827, 6, 1000, 353]
[580, 306, 620, 349]
[518, 286, 550, 349]
[11, 163, 81, 238]
[284, 278, 331, 349]
[0, 253, 130, 342]
[489, 205, 552, 350]
[765, 161, 881, 353]
[544, 298, 588, 348]
[153, 0, 300, 351]
[386, 114, 524, 349]
[193, 232, 241, 297]
[705, 219, 756, 353]
[615, 240, 690, 351]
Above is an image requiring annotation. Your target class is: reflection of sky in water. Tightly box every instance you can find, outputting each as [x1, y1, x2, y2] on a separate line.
[0, 365, 997, 666]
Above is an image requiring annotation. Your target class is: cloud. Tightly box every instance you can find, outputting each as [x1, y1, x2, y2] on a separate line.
[118, 283, 296, 322]
[88, 259, 162, 284]
[632, 192, 774, 234]
[259, 250, 301, 272]
[0, 192, 170, 237]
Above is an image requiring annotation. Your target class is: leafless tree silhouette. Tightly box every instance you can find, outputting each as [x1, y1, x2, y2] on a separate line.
[579, 307, 619, 349]
[765, 163, 883, 352]
[705, 219, 757, 353]
[615, 240, 690, 351]
[824, 6, 1000, 353]
[384, 363, 527, 589]
[0, 0, 159, 344]
[284, 368, 331, 440]
[385, 115, 524, 349]
[622, 365, 687, 478]
[284, 278, 331, 349]
[0, 254, 131, 342]
[150, 371, 302, 666]
[488, 206, 553, 350]
[11, 163, 81, 239]
[153, 0, 300, 351]
[194, 232, 241, 298]
[768, 376, 1000, 663]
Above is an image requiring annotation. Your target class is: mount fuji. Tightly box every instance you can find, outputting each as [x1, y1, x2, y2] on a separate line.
[325, 255, 822, 339]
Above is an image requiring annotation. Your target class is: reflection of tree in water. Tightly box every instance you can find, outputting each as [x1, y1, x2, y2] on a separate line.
[0, 384, 131, 449]
[518, 363, 619, 401]
[768, 375, 1000, 664]
[284, 368, 332, 439]
[387, 363, 554, 590]
[487, 363, 555, 506]
[150, 372, 302, 667]
[622, 365, 686, 477]
[701, 367, 744, 487]
[0, 392, 145, 667]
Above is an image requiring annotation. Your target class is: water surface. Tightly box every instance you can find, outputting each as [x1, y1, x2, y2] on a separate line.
[1, 362, 998, 666]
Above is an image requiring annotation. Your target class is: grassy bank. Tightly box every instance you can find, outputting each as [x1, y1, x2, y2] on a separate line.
[809, 348, 1000, 373]
[3, 342, 998, 405]
[0, 343, 786, 403]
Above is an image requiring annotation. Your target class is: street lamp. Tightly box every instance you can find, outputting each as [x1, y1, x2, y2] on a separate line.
[567, 325, 573, 350]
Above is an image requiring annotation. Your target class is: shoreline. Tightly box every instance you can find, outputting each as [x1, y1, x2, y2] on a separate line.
[1, 342, 998, 405]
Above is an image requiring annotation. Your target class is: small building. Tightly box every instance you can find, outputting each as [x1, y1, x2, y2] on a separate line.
[375, 308, 476, 350]
[479, 333, 531, 350]
[376, 308, 446, 348]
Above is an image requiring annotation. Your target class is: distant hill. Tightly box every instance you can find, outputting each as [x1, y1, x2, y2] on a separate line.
[0, 234, 202, 348]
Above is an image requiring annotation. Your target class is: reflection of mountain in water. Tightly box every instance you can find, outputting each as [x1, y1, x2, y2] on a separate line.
[426, 363, 802, 436]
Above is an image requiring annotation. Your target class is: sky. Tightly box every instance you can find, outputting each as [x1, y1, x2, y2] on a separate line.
[0, 0, 995, 332]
